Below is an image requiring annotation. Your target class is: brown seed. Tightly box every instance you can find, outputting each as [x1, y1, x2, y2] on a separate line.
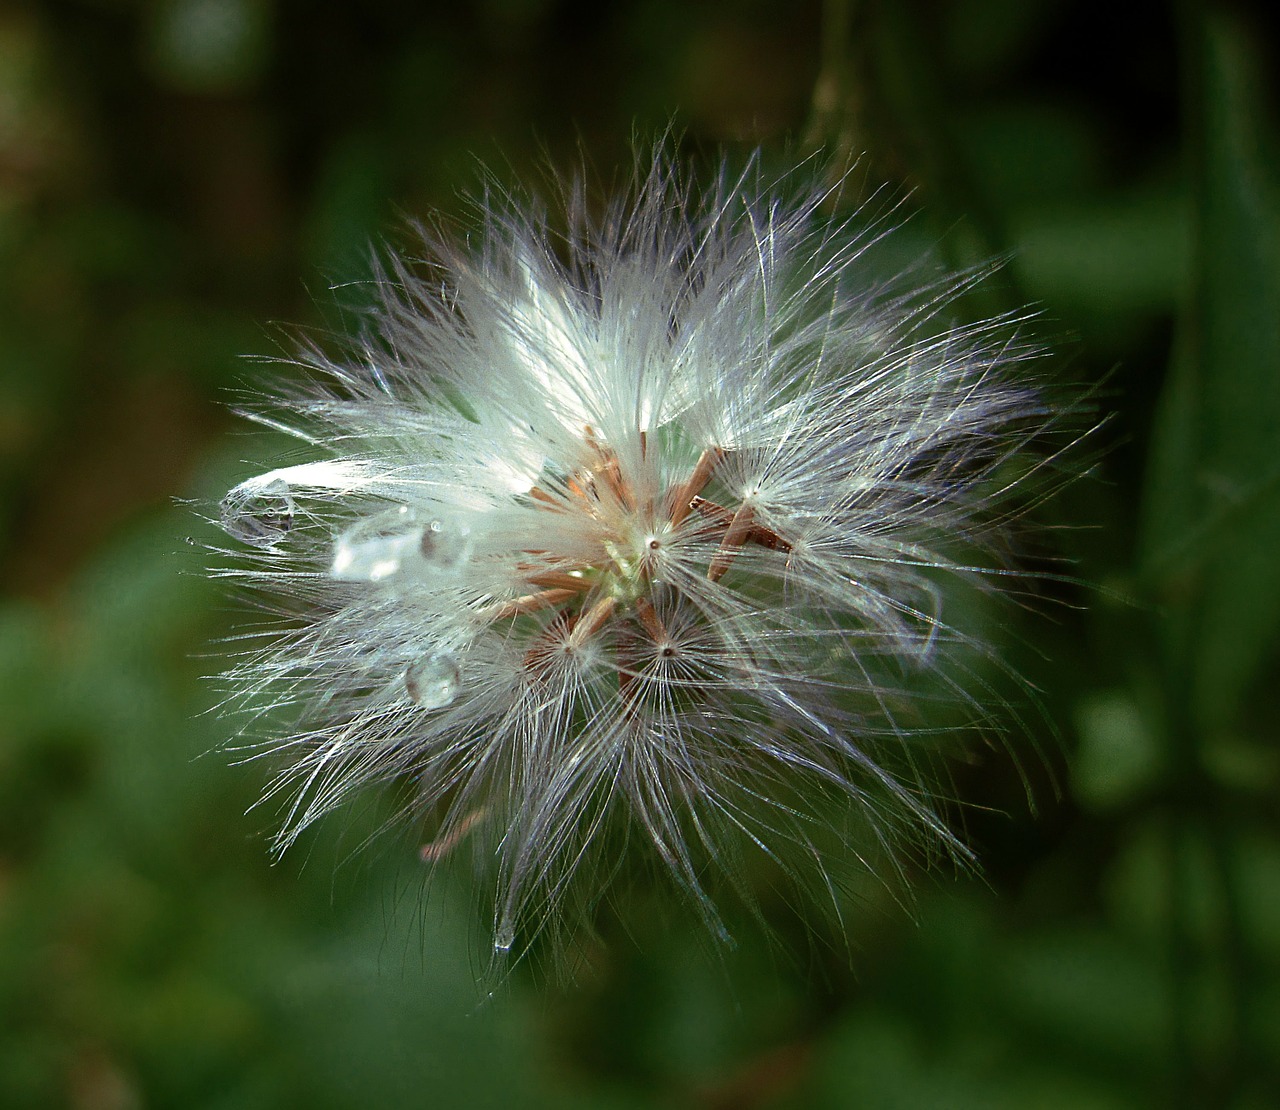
[708, 503, 756, 583]
[667, 446, 726, 527]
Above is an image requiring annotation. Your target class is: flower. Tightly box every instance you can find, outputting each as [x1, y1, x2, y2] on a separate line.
[215, 151, 1056, 956]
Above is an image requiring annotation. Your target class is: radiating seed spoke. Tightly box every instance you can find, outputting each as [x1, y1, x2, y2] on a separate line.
[569, 595, 618, 646]
[693, 495, 791, 552]
[708, 503, 756, 582]
[634, 596, 667, 642]
[748, 522, 792, 553]
[691, 495, 734, 528]
[419, 808, 488, 861]
[521, 568, 593, 592]
[528, 486, 561, 509]
[584, 426, 634, 509]
[491, 587, 580, 621]
[598, 457, 632, 508]
[667, 446, 726, 527]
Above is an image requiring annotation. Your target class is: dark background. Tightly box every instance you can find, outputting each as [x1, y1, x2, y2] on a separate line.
[1, 0, 1277, 1106]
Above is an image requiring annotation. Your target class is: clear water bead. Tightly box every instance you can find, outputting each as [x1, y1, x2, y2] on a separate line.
[220, 478, 295, 548]
[332, 506, 420, 582]
[418, 517, 472, 571]
[332, 506, 471, 582]
[405, 651, 461, 709]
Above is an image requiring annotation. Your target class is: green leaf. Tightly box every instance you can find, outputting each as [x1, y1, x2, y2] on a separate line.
[1141, 8, 1280, 728]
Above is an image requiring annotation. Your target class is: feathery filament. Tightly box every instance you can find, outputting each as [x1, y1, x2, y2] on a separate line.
[214, 151, 1059, 957]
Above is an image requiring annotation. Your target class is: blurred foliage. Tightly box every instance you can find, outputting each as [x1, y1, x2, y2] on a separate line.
[1, 0, 1278, 1107]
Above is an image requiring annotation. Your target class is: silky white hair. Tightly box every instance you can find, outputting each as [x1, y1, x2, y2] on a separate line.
[213, 148, 1066, 960]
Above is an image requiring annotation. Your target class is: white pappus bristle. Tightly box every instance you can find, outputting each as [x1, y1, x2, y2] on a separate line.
[213, 148, 1067, 960]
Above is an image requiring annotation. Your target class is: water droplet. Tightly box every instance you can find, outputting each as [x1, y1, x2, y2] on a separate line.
[333, 506, 418, 581]
[418, 517, 472, 571]
[405, 651, 461, 709]
[220, 478, 294, 548]
[332, 507, 471, 582]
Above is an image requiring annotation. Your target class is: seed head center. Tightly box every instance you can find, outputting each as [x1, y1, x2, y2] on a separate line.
[503, 433, 794, 682]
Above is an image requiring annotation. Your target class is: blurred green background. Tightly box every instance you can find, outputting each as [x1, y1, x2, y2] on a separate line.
[1, 0, 1277, 1106]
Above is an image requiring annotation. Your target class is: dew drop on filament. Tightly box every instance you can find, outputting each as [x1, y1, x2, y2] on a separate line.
[333, 506, 419, 581]
[332, 506, 472, 582]
[220, 478, 295, 548]
[405, 651, 461, 709]
[419, 517, 472, 571]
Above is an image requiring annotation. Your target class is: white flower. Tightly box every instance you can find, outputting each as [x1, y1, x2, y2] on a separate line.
[215, 152, 1057, 956]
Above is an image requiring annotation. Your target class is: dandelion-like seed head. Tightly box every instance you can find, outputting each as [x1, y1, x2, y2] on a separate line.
[214, 150, 1060, 960]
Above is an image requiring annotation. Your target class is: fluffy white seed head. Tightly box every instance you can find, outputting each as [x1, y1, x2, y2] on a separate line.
[213, 151, 1062, 959]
